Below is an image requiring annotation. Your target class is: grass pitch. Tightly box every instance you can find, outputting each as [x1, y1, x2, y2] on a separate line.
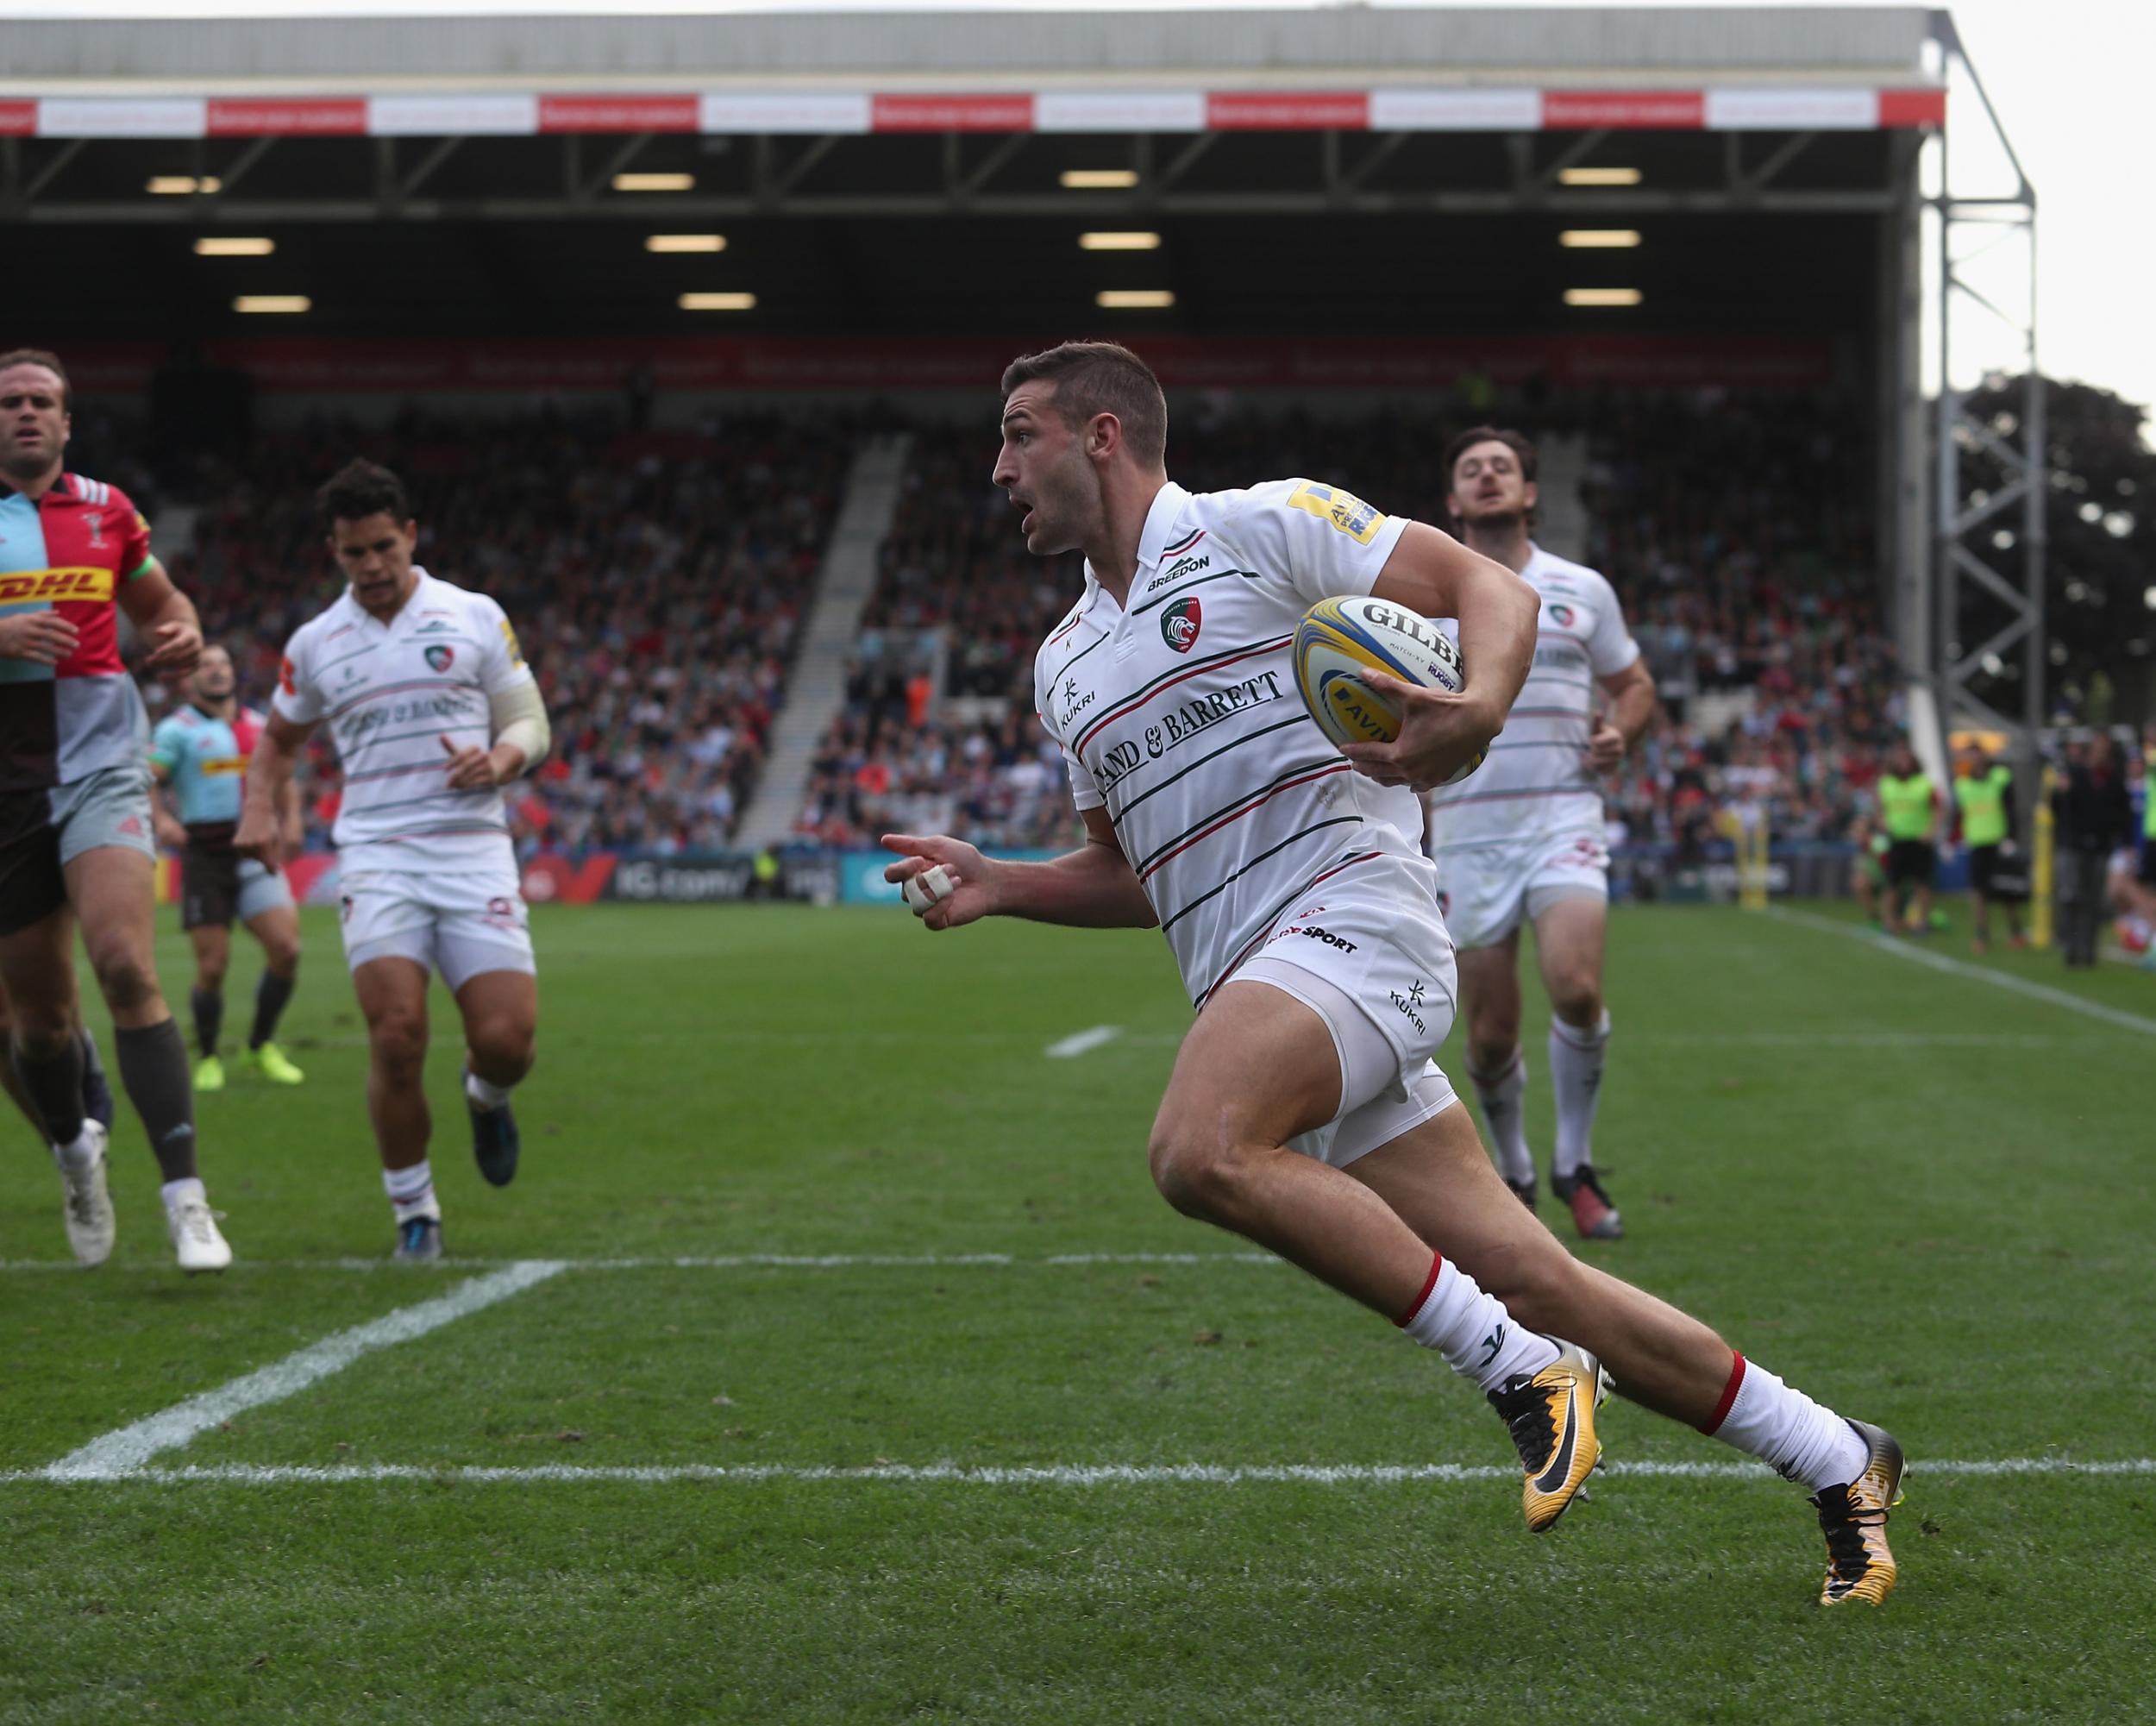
[3, 899, 2153, 1722]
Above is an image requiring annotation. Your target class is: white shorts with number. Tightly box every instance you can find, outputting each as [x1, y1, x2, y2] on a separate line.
[339, 868, 536, 992]
[1216, 854, 1462, 1169]
[1431, 830, 1610, 952]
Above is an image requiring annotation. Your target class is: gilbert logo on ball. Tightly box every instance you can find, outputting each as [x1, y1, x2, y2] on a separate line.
[1290, 594, 1485, 786]
[1161, 596, 1202, 654]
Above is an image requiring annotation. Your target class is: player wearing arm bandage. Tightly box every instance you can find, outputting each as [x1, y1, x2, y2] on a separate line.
[235, 458, 545, 1260]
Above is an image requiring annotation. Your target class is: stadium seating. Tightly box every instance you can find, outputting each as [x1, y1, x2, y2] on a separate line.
[799, 391, 1901, 857]
[113, 390, 1900, 863]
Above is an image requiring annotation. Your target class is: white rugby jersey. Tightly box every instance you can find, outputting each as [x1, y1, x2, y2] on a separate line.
[1426, 544, 1639, 852]
[272, 567, 534, 876]
[1034, 478, 1439, 1011]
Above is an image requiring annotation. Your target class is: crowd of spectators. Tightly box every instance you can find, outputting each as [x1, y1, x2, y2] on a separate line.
[88, 386, 1908, 863]
[799, 389, 1904, 857]
[1577, 392, 1906, 858]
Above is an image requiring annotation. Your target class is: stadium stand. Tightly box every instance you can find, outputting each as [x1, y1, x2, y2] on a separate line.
[797, 390, 1901, 860]
[103, 386, 1899, 869]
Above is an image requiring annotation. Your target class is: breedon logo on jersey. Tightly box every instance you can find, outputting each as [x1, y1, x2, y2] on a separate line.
[1161, 596, 1202, 654]
[423, 644, 455, 673]
[0, 567, 116, 604]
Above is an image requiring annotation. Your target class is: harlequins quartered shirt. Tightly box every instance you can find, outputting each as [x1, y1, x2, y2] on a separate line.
[150, 704, 268, 832]
[1032, 478, 1438, 1010]
[0, 473, 156, 792]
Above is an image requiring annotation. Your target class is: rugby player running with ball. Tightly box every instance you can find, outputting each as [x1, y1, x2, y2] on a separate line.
[884, 342, 1908, 1604]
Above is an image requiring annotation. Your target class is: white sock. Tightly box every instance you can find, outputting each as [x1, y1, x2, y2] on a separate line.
[53, 1124, 103, 1173]
[160, 1176, 206, 1213]
[1469, 1051, 1534, 1186]
[1549, 1012, 1611, 1179]
[1704, 1352, 1868, 1492]
[1396, 1252, 1560, 1393]
[384, 1159, 441, 1224]
[465, 1069, 512, 1111]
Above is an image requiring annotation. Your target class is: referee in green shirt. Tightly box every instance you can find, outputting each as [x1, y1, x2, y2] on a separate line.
[1954, 746, 2022, 953]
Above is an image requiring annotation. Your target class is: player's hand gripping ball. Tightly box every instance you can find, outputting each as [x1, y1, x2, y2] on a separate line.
[901, 864, 958, 916]
[1291, 596, 1487, 787]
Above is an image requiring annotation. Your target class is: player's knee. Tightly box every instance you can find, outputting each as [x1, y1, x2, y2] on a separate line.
[1547, 972, 1602, 1027]
[471, 1017, 536, 1080]
[86, 938, 160, 1017]
[9, 999, 77, 1058]
[1466, 1025, 1520, 1076]
[197, 955, 229, 989]
[1467, 1003, 1520, 1061]
[367, 1011, 429, 1075]
[1147, 1125, 1240, 1221]
[265, 933, 301, 976]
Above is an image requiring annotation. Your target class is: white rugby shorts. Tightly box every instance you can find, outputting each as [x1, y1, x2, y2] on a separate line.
[1219, 865, 1462, 1167]
[1432, 830, 1609, 952]
[339, 867, 536, 991]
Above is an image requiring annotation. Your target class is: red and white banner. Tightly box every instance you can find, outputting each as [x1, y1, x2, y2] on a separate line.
[68, 335, 1838, 397]
[9, 85, 1945, 140]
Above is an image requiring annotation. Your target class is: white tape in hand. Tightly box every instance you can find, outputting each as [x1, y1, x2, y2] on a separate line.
[902, 863, 956, 915]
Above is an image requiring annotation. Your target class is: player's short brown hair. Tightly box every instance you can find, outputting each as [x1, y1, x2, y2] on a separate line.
[317, 457, 410, 531]
[0, 348, 72, 410]
[1000, 341, 1169, 468]
[1443, 425, 1539, 488]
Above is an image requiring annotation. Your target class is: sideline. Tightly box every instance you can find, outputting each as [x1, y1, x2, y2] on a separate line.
[41, 1260, 567, 1480]
[1763, 906, 2156, 1039]
[12, 1456, 2151, 1487]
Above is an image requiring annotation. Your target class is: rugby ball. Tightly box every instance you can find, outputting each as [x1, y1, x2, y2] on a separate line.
[1292, 595, 1487, 786]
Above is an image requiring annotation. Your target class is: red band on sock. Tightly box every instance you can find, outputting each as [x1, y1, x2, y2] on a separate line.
[1702, 1350, 1745, 1434]
[1395, 1252, 1444, 1328]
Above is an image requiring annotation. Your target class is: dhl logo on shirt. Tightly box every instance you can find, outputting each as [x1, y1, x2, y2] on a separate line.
[0, 567, 117, 605]
[202, 756, 248, 777]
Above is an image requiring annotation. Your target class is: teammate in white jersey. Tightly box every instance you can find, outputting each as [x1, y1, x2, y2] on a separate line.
[237, 460, 551, 1259]
[1426, 429, 1658, 1240]
[887, 345, 1905, 1604]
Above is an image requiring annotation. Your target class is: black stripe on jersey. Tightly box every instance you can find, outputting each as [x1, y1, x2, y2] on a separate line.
[1162, 526, 1206, 557]
[1131, 751, 1345, 874]
[1073, 634, 1294, 757]
[1109, 712, 1314, 827]
[1127, 568, 1259, 618]
[1053, 626, 1111, 681]
[1156, 816, 1358, 935]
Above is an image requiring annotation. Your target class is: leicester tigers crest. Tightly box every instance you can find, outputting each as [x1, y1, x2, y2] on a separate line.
[1161, 596, 1202, 655]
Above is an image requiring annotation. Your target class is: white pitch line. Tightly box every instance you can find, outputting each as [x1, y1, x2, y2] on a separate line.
[1045, 1025, 1124, 1058]
[8, 1457, 2153, 1487]
[1766, 905, 2156, 1039]
[41, 1260, 566, 1481]
[0, 1251, 1281, 1274]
